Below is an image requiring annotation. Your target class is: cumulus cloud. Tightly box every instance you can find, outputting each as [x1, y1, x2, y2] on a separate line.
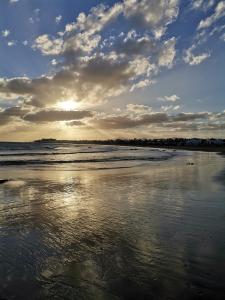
[0, 0, 193, 137]
[198, 1, 225, 30]
[1, 0, 225, 138]
[16, 1, 177, 108]
[33, 34, 63, 55]
[1, 5, 178, 108]
[123, 0, 179, 38]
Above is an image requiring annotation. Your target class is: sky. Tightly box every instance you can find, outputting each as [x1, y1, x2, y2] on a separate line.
[0, 0, 225, 141]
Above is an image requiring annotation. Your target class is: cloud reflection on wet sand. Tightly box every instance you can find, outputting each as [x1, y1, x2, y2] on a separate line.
[0, 151, 225, 299]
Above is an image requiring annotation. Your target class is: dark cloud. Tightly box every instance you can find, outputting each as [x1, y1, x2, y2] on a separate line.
[0, 1, 178, 109]
[0, 106, 27, 125]
[67, 120, 85, 126]
[123, 0, 179, 37]
[23, 110, 93, 123]
[90, 111, 213, 129]
[0, 0, 224, 138]
[115, 36, 157, 56]
[91, 113, 169, 129]
[172, 112, 210, 121]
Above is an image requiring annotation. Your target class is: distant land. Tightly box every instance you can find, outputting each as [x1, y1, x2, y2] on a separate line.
[33, 138, 225, 153]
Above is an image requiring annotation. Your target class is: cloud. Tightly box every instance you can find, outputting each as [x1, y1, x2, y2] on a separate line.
[161, 105, 180, 111]
[88, 111, 214, 130]
[1, 36, 177, 108]
[55, 15, 62, 24]
[203, 123, 225, 130]
[0, 1, 178, 114]
[23, 40, 28, 46]
[2, 30, 10, 37]
[29, 17, 34, 24]
[171, 112, 210, 121]
[61, 2, 123, 59]
[126, 104, 152, 113]
[123, 0, 179, 38]
[220, 32, 225, 41]
[209, 24, 225, 37]
[7, 41, 16, 47]
[23, 110, 93, 123]
[158, 37, 176, 67]
[130, 79, 154, 91]
[191, 0, 214, 11]
[34, 8, 40, 15]
[198, 1, 225, 30]
[158, 94, 180, 102]
[0, 106, 27, 125]
[33, 34, 63, 55]
[66, 120, 85, 126]
[90, 112, 170, 129]
[51, 59, 58, 66]
[115, 32, 156, 56]
[2, 1, 225, 138]
[0, 103, 224, 136]
[34, 1, 178, 63]
[65, 3, 123, 34]
[87, 110, 218, 130]
[184, 45, 210, 65]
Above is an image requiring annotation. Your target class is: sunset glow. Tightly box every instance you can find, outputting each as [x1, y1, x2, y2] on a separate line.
[0, 0, 224, 141]
[56, 99, 80, 111]
[0, 1, 225, 299]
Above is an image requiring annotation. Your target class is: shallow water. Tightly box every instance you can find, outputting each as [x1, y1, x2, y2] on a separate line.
[0, 143, 225, 299]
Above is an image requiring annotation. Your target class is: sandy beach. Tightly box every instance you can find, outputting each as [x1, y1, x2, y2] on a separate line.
[0, 144, 225, 299]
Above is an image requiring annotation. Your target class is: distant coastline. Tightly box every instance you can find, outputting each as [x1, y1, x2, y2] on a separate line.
[33, 138, 225, 153]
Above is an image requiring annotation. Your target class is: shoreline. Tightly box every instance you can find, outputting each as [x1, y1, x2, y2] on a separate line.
[1, 140, 225, 154]
[145, 145, 225, 154]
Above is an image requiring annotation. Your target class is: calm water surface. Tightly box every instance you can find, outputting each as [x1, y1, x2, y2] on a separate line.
[0, 143, 225, 300]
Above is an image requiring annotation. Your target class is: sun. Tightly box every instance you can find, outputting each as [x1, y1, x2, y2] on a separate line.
[57, 99, 79, 111]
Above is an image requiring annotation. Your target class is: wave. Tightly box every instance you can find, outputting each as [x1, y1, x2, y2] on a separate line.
[0, 143, 58, 151]
[0, 149, 118, 157]
[0, 155, 174, 166]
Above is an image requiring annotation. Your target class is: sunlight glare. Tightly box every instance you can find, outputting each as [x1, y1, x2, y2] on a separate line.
[57, 99, 79, 111]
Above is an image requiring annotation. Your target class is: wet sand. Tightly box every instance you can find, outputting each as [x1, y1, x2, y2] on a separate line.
[0, 150, 225, 299]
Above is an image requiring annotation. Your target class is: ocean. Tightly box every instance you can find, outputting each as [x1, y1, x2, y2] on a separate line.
[0, 142, 225, 299]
